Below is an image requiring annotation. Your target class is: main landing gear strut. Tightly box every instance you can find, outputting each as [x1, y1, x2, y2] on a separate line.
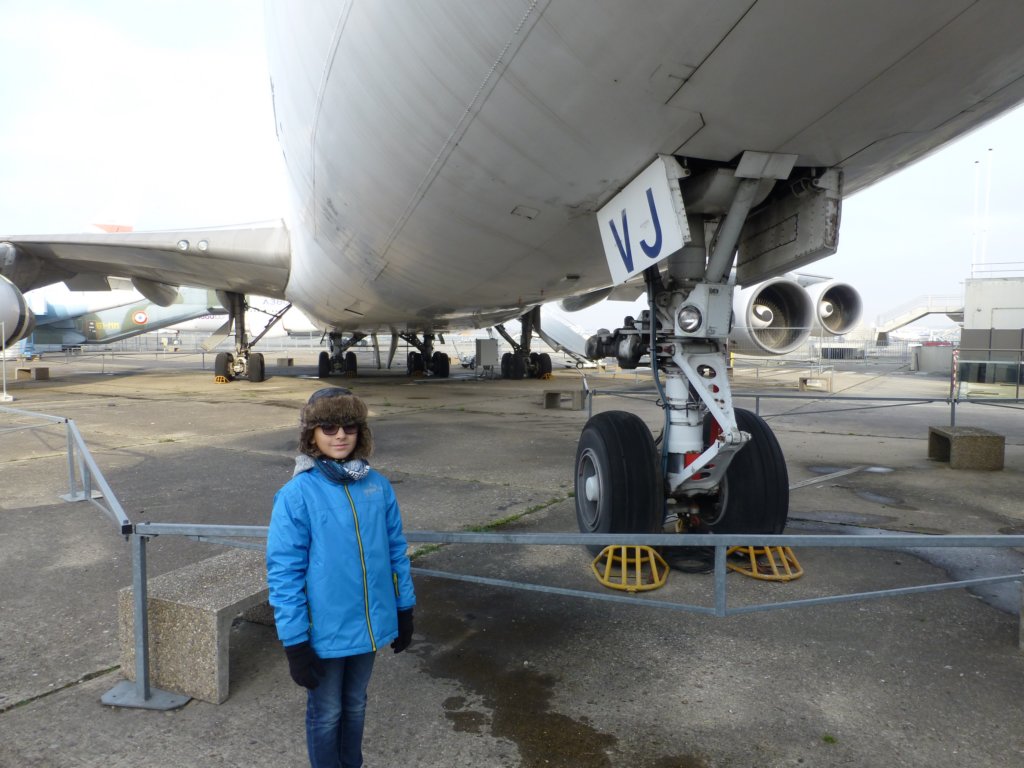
[395, 332, 451, 378]
[209, 292, 289, 384]
[495, 307, 553, 380]
[317, 331, 367, 378]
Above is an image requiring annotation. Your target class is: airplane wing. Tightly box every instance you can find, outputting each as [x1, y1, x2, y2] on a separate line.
[0, 221, 291, 298]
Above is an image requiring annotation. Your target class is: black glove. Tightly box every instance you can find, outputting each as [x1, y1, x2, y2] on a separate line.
[284, 641, 324, 689]
[391, 608, 414, 654]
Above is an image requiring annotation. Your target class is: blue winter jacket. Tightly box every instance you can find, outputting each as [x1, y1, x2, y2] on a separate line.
[266, 459, 416, 656]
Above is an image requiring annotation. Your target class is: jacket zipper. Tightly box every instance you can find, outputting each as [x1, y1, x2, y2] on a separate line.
[344, 485, 376, 651]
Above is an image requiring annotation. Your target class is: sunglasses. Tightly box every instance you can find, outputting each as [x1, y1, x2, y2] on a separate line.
[317, 423, 361, 436]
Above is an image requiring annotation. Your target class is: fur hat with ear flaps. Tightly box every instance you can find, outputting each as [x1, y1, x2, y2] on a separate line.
[298, 387, 374, 460]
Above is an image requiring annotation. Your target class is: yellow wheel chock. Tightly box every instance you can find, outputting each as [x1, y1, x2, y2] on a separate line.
[591, 545, 669, 592]
[213, 376, 230, 384]
[726, 546, 803, 581]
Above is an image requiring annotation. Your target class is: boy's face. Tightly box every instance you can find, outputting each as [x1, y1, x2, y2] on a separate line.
[313, 424, 357, 460]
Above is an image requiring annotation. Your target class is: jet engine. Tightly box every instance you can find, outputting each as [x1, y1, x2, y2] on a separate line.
[803, 279, 863, 336]
[0, 274, 36, 347]
[730, 277, 814, 355]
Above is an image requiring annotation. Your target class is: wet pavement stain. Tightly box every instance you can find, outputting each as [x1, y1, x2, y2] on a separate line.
[413, 579, 706, 767]
[807, 465, 849, 474]
[853, 489, 918, 510]
[417, 591, 617, 766]
[854, 489, 898, 505]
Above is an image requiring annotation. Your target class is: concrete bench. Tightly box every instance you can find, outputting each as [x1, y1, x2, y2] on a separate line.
[928, 426, 1005, 471]
[543, 389, 586, 410]
[117, 548, 273, 704]
[15, 366, 49, 381]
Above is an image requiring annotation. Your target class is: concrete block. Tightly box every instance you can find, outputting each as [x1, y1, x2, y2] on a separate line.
[798, 374, 832, 392]
[543, 389, 585, 410]
[15, 367, 49, 380]
[276, 357, 293, 367]
[117, 548, 269, 704]
[927, 426, 1005, 471]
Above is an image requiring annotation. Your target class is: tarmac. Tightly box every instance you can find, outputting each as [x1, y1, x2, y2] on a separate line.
[1, 350, 1023, 768]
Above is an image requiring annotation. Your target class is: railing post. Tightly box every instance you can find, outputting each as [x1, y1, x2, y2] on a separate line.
[101, 532, 190, 709]
[132, 533, 151, 701]
[65, 420, 79, 500]
[714, 545, 728, 617]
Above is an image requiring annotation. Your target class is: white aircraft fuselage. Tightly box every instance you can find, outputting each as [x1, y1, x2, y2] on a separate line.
[263, 0, 1024, 333]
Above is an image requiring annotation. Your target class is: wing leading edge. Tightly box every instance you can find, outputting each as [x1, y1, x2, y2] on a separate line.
[0, 220, 291, 298]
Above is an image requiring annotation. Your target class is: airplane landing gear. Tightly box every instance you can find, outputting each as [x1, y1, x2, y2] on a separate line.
[397, 332, 450, 378]
[495, 308, 553, 379]
[575, 152, 801, 547]
[318, 333, 365, 378]
[208, 292, 286, 383]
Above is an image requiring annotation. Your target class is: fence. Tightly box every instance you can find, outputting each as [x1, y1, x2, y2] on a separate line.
[3, 401, 1022, 712]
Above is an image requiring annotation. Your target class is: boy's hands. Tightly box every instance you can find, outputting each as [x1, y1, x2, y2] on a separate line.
[392, 608, 414, 653]
[284, 641, 324, 688]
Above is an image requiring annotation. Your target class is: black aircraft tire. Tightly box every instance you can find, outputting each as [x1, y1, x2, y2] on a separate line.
[510, 354, 526, 380]
[538, 353, 553, 377]
[248, 352, 265, 383]
[345, 351, 357, 375]
[318, 351, 331, 378]
[214, 352, 233, 381]
[500, 352, 512, 379]
[702, 407, 789, 535]
[431, 351, 450, 378]
[574, 411, 663, 549]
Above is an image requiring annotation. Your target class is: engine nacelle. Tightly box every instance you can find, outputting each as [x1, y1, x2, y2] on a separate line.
[730, 277, 814, 355]
[0, 274, 36, 347]
[804, 279, 862, 336]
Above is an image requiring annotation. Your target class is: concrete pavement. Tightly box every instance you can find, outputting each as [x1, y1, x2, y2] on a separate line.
[1, 352, 1022, 767]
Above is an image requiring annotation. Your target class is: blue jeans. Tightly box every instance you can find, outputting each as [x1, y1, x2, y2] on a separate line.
[305, 652, 376, 768]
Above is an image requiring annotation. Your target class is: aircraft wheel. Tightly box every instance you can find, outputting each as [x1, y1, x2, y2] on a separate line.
[510, 353, 526, 379]
[500, 352, 512, 378]
[538, 352, 553, 377]
[700, 407, 789, 534]
[344, 351, 357, 376]
[431, 351, 450, 378]
[574, 411, 662, 550]
[248, 352, 265, 382]
[214, 352, 234, 381]
[318, 351, 331, 378]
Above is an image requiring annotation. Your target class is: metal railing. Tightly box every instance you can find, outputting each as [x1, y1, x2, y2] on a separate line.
[5, 404, 1023, 713]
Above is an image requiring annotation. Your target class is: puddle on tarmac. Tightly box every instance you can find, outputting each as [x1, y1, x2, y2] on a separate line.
[855, 490, 898, 505]
[807, 465, 848, 474]
[415, 581, 708, 767]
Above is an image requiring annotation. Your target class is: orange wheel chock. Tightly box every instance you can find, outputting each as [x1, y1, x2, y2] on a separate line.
[591, 545, 669, 592]
[726, 546, 803, 581]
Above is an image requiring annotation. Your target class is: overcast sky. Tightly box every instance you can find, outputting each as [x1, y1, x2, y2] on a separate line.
[3, 1, 1023, 332]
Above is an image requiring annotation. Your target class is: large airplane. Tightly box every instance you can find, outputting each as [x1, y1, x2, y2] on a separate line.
[3, 1, 1023, 542]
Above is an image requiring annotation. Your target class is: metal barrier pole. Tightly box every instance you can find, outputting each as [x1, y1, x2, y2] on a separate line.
[713, 545, 728, 617]
[101, 533, 190, 710]
[132, 534, 151, 701]
[1, 321, 12, 403]
[64, 420, 79, 501]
